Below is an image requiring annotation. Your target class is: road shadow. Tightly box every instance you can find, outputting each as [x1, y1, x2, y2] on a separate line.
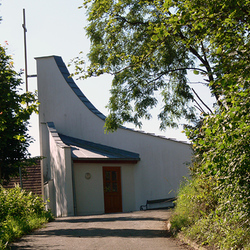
[11, 242, 61, 250]
[54, 216, 166, 224]
[29, 227, 169, 238]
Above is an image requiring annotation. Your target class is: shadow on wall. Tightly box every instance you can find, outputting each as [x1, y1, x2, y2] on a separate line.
[51, 146, 66, 217]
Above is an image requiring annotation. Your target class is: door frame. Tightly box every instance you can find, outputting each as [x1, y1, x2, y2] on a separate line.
[102, 166, 122, 213]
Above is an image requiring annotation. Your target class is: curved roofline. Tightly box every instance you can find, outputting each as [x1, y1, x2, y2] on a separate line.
[40, 56, 189, 145]
[53, 56, 106, 120]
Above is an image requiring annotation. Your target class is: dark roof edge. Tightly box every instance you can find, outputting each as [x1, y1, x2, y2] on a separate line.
[73, 159, 138, 164]
[53, 56, 106, 121]
[35, 55, 60, 60]
[47, 122, 71, 149]
[59, 133, 140, 161]
[120, 127, 190, 145]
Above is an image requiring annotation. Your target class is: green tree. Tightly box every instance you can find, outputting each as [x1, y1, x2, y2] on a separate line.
[74, 0, 249, 131]
[0, 45, 39, 184]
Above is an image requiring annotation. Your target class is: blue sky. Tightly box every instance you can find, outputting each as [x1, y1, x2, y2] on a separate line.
[0, 0, 214, 156]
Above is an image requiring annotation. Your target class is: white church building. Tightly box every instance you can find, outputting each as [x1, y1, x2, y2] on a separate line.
[36, 55, 192, 217]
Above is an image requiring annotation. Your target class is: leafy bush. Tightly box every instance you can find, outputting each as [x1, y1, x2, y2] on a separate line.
[171, 177, 250, 249]
[170, 177, 218, 234]
[0, 185, 53, 249]
[171, 86, 250, 249]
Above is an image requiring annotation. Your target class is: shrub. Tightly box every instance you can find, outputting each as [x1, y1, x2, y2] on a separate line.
[171, 177, 250, 249]
[170, 177, 218, 235]
[170, 83, 250, 249]
[0, 185, 53, 249]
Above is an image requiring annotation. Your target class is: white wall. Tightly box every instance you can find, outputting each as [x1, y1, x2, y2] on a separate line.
[37, 56, 192, 212]
[44, 180, 56, 215]
[40, 123, 50, 182]
[73, 163, 135, 215]
[48, 125, 74, 217]
[73, 163, 104, 215]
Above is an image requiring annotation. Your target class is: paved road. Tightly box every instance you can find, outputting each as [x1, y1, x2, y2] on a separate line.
[11, 210, 192, 250]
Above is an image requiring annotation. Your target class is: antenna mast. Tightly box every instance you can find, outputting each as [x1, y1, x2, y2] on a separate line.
[22, 8, 28, 92]
[19, 8, 29, 189]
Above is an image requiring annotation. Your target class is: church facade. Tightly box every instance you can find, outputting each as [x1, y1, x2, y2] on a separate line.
[36, 56, 191, 217]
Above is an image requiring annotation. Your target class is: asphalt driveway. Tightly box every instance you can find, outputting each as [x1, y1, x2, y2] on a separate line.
[11, 210, 192, 250]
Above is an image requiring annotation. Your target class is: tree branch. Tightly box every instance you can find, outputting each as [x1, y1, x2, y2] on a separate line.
[114, 14, 148, 26]
[194, 103, 205, 113]
[178, 31, 223, 105]
[144, 67, 207, 85]
[192, 88, 213, 114]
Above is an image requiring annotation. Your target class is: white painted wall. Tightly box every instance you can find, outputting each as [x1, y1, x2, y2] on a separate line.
[44, 180, 56, 215]
[73, 163, 135, 215]
[47, 125, 74, 217]
[40, 123, 50, 182]
[73, 163, 105, 215]
[37, 56, 192, 214]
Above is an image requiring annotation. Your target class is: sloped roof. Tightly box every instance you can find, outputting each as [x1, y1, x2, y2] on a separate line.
[47, 122, 139, 162]
[59, 134, 140, 162]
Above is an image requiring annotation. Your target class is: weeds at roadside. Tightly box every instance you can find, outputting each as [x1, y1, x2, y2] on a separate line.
[0, 185, 54, 249]
[170, 178, 250, 249]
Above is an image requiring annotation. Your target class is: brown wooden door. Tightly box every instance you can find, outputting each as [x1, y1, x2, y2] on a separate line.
[103, 167, 122, 213]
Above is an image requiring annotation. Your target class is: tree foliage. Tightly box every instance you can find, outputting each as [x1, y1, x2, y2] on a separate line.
[74, 0, 250, 131]
[0, 45, 39, 184]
